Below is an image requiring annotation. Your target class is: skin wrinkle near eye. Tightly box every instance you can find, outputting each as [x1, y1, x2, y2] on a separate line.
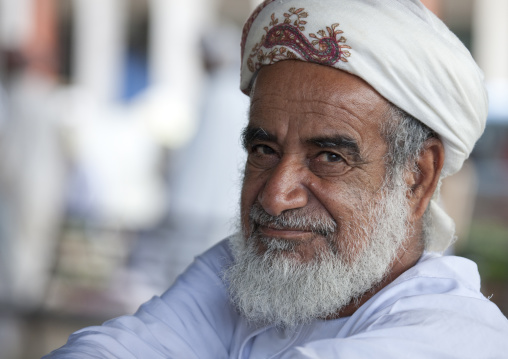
[308, 136, 363, 163]
[243, 125, 365, 165]
[244, 131, 361, 178]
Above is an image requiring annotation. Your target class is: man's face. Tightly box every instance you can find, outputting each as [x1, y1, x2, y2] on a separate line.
[228, 61, 431, 327]
[228, 61, 416, 327]
[240, 60, 391, 262]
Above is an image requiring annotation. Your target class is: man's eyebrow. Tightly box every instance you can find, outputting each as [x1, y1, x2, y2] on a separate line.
[308, 136, 363, 161]
[241, 126, 276, 149]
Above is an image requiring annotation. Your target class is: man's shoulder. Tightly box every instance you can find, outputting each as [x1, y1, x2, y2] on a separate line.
[391, 252, 483, 296]
[368, 252, 495, 315]
[291, 254, 508, 357]
[350, 252, 508, 338]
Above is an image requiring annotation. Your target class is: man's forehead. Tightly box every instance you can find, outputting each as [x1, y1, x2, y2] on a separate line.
[247, 61, 391, 147]
[250, 61, 390, 113]
[250, 61, 378, 96]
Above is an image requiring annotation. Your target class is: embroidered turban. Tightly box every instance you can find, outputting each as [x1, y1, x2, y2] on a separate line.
[240, 0, 488, 251]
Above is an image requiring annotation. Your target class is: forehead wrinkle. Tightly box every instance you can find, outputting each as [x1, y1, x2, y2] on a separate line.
[252, 91, 372, 127]
[306, 97, 365, 118]
[251, 102, 361, 127]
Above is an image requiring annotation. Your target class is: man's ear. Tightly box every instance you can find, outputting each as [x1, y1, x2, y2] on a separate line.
[405, 138, 445, 220]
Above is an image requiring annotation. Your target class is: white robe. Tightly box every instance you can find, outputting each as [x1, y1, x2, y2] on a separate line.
[44, 237, 508, 358]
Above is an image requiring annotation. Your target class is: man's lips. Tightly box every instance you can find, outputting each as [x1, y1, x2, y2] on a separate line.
[258, 225, 313, 239]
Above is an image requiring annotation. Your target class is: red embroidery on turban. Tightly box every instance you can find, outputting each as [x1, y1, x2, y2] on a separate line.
[244, 6, 351, 73]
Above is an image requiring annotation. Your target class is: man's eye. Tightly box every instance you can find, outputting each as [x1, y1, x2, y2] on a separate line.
[316, 151, 344, 162]
[310, 151, 349, 176]
[252, 144, 276, 155]
[247, 144, 279, 169]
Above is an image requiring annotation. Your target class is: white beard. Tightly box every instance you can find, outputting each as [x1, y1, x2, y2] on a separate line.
[225, 182, 412, 329]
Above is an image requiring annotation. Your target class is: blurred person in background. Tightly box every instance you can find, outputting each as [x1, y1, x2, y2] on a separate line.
[0, 46, 67, 312]
[44, 0, 508, 357]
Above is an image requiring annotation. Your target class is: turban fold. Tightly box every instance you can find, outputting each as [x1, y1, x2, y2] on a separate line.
[240, 0, 488, 251]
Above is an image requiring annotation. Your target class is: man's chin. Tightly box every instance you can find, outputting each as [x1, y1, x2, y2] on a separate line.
[252, 237, 312, 264]
[252, 232, 334, 263]
[226, 235, 353, 328]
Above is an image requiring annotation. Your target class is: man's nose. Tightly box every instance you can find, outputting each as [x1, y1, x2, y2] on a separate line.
[258, 157, 309, 216]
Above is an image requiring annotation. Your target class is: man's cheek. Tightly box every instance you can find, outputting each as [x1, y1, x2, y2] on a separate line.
[240, 170, 263, 207]
[239, 191, 254, 235]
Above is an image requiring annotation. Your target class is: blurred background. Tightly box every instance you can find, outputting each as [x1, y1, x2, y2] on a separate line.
[0, 0, 506, 358]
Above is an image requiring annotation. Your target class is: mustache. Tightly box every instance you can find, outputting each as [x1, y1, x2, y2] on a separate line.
[249, 203, 337, 237]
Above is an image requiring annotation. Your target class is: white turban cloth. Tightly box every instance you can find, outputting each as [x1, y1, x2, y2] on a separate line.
[240, 0, 488, 252]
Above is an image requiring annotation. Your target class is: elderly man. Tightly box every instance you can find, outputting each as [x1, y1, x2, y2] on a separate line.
[45, 0, 508, 357]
